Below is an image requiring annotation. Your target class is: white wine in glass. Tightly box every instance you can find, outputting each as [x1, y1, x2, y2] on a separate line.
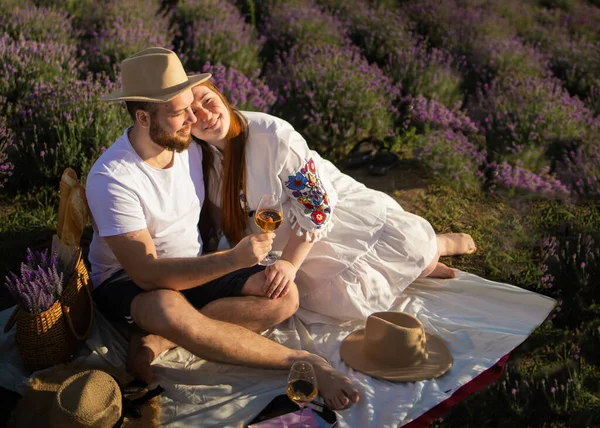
[287, 361, 318, 428]
[254, 194, 283, 266]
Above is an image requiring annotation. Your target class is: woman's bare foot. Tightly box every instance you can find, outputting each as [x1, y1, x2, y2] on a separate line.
[437, 233, 477, 256]
[127, 330, 177, 384]
[427, 262, 457, 279]
[305, 354, 359, 410]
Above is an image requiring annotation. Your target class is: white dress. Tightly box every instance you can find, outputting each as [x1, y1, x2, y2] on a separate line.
[206, 112, 438, 321]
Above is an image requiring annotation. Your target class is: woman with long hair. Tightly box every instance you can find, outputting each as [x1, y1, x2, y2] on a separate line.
[191, 81, 476, 322]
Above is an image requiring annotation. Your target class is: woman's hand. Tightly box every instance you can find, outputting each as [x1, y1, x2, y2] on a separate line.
[263, 259, 298, 299]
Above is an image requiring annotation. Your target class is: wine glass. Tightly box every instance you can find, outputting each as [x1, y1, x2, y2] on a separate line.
[254, 194, 283, 266]
[286, 361, 318, 428]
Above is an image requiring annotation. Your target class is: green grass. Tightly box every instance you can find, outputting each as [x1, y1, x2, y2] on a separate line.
[394, 178, 600, 427]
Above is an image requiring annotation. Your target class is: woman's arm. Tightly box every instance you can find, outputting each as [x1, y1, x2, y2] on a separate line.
[259, 119, 334, 298]
[281, 226, 315, 268]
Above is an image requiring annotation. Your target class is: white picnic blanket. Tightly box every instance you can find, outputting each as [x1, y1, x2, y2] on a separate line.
[0, 270, 556, 427]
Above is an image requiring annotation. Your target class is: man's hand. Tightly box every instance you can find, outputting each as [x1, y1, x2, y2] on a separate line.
[263, 259, 297, 299]
[231, 233, 275, 268]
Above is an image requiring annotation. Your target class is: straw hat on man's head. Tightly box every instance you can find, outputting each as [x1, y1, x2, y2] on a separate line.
[340, 312, 453, 382]
[101, 47, 211, 103]
[10, 363, 160, 427]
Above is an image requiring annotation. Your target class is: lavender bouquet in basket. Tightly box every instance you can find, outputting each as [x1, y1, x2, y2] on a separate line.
[4, 248, 65, 315]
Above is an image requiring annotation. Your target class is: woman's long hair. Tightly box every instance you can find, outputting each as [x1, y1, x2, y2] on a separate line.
[195, 81, 249, 246]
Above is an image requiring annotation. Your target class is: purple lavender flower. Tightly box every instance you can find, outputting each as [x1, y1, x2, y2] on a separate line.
[559, 1, 600, 43]
[317, 0, 412, 66]
[555, 138, 600, 198]
[0, 33, 81, 104]
[174, 0, 263, 76]
[408, 96, 478, 135]
[385, 46, 464, 108]
[404, 0, 548, 84]
[78, 0, 173, 79]
[545, 34, 600, 111]
[470, 74, 599, 198]
[414, 129, 486, 190]
[319, 1, 464, 107]
[0, 116, 14, 188]
[266, 43, 398, 159]
[471, 75, 597, 150]
[201, 62, 276, 112]
[489, 161, 570, 198]
[0, 3, 79, 45]
[4, 248, 65, 314]
[539, 231, 599, 312]
[260, 0, 349, 59]
[11, 73, 129, 188]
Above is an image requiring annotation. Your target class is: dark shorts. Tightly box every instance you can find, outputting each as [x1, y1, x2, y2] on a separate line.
[93, 265, 266, 326]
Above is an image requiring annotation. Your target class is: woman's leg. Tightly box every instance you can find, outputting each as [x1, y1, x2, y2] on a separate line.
[418, 233, 477, 279]
[436, 233, 477, 256]
[418, 250, 456, 279]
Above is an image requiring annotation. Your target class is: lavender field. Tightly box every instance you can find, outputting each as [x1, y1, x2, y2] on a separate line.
[1, 0, 600, 426]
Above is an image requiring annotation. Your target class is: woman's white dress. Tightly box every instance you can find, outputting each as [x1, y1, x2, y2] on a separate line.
[206, 112, 438, 321]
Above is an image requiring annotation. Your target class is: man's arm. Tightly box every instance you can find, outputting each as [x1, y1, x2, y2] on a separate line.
[104, 228, 274, 291]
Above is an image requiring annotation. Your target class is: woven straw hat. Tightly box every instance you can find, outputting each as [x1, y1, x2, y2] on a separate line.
[53, 370, 121, 427]
[10, 364, 160, 427]
[101, 47, 211, 102]
[340, 312, 453, 382]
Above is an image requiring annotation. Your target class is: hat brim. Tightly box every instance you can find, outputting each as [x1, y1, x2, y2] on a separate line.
[101, 73, 211, 103]
[339, 328, 453, 382]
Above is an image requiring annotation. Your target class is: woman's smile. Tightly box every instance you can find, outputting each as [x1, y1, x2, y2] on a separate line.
[203, 115, 220, 131]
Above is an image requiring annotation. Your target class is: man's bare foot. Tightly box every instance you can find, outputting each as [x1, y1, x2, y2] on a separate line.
[437, 233, 477, 256]
[427, 261, 457, 279]
[305, 355, 359, 410]
[127, 331, 177, 384]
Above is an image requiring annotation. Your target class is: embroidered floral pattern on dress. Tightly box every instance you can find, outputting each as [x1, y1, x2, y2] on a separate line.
[284, 158, 331, 228]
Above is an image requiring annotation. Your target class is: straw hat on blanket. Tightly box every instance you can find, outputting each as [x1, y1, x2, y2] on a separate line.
[340, 312, 453, 382]
[9, 362, 161, 427]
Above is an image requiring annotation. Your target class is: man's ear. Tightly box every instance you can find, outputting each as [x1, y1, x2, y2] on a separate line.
[136, 110, 151, 128]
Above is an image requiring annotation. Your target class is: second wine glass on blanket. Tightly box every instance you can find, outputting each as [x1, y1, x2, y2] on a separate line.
[254, 194, 283, 266]
[287, 361, 318, 428]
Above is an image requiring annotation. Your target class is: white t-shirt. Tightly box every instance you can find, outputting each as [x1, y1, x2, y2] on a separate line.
[86, 128, 205, 288]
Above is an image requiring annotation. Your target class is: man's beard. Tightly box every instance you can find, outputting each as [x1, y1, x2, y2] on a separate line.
[149, 120, 192, 153]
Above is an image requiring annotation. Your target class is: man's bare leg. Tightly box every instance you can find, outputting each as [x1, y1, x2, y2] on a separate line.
[127, 272, 299, 382]
[130, 289, 359, 410]
[127, 326, 176, 384]
[436, 233, 477, 256]
[200, 271, 299, 332]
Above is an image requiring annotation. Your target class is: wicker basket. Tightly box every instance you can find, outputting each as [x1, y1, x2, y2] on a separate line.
[3, 248, 94, 372]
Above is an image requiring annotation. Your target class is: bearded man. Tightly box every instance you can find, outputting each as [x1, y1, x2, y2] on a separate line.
[85, 47, 359, 410]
